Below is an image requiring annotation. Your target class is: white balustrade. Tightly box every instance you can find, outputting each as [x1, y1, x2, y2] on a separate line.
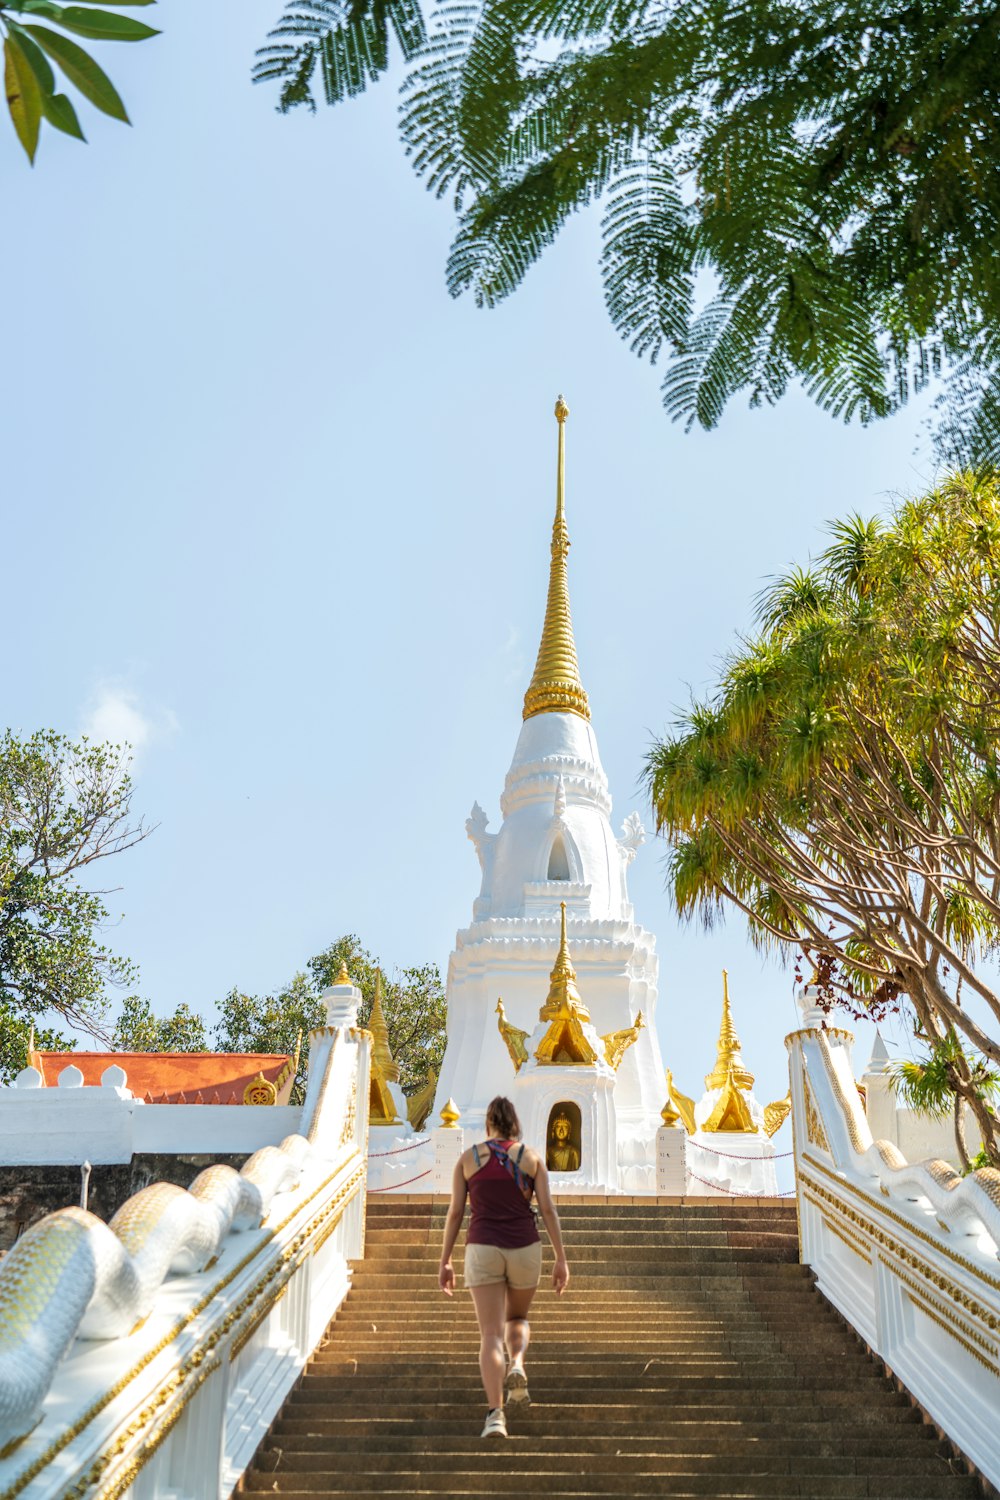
[787, 990, 1000, 1488]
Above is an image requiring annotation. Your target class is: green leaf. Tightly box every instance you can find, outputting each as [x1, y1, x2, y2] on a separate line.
[24, 23, 129, 120]
[4, 35, 42, 162]
[54, 6, 159, 39]
[41, 89, 84, 137]
[5, 20, 55, 92]
[15, 1, 65, 17]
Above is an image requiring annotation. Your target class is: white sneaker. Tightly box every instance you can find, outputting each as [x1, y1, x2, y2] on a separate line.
[504, 1365, 530, 1405]
[481, 1408, 508, 1438]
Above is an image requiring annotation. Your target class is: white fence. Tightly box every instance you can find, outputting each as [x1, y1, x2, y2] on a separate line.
[0, 1023, 371, 1500]
[788, 986, 1000, 1489]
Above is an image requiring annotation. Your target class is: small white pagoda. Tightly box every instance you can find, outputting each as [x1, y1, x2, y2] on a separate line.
[433, 398, 666, 1191]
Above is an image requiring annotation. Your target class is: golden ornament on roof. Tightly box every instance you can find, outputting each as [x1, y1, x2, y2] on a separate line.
[705, 970, 755, 1092]
[496, 997, 530, 1073]
[539, 902, 590, 1022]
[534, 904, 598, 1065]
[702, 1063, 756, 1133]
[601, 1011, 644, 1072]
[522, 398, 591, 722]
[664, 1068, 697, 1135]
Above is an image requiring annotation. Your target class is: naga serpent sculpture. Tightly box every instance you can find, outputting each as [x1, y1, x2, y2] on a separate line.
[0, 1133, 317, 1451]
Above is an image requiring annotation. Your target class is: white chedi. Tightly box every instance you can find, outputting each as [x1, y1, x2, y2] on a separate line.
[433, 400, 664, 1191]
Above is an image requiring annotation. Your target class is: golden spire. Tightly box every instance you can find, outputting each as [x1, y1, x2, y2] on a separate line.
[522, 397, 591, 722]
[335, 959, 350, 985]
[539, 902, 590, 1022]
[705, 970, 755, 1091]
[369, 970, 400, 1083]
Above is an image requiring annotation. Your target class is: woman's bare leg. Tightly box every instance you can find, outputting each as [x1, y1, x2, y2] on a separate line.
[505, 1285, 536, 1373]
[470, 1283, 507, 1409]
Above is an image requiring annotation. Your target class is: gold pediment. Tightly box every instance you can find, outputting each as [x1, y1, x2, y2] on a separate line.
[702, 1065, 756, 1133]
[535, 1013, 599, 1067]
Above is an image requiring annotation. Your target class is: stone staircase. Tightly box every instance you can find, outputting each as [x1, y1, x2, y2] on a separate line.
[243, 1199, 983, 1499]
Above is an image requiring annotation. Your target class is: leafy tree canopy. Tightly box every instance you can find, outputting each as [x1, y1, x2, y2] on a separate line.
[308, 933, 447, 1095]
[258, 0, 1000, 464]
[112, 995, 209, 1053]
[0, 996, 76, 1084]
[213, 974, 326, 1103]
[1, 0, 159, 163]
[646, 470, 1000, 1162]
[0, 729, 152, 1035]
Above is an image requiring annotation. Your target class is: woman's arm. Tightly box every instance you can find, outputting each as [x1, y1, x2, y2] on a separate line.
[533, 1160, 569, 1294]
[438, 1156, 469, 1296]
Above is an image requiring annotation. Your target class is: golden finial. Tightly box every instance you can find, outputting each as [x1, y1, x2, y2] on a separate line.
[705, 969, 755, 1092]
[539, 902, 590, 1021]
[336, 959, 350, 985]
[369, 970, 400, 1083]
[440, 1097, 460, 1128]
[522, 398, 590, 722]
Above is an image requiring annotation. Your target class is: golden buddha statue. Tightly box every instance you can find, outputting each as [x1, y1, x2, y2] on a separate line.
[547, 1112, 581, 1173]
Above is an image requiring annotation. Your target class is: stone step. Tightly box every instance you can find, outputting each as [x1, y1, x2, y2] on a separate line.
[241, 1201, 976, 1500]
[243, 1474, 978, 1498]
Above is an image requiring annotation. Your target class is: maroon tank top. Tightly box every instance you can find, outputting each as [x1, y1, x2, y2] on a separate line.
[466, 1140, 540, 1249]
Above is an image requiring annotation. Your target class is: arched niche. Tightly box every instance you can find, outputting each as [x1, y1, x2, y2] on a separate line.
[546, 1100, 583, 1173]
[547, 833, 571, 880]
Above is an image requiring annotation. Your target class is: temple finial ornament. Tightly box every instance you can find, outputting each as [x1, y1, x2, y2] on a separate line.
[539, 902, 590, 1022]
[522, 398, 591, 722]
[336, 959, 350, 985]
[705, 969, 755, 1092]
[440, 1097, 460, 1128]
[369, 971, 400, 1084]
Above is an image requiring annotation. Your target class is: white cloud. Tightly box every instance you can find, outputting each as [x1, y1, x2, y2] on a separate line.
[80, 682, 179, 766]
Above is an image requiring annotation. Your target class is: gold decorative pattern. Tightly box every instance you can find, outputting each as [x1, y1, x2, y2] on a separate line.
[229, 1280, 291, 1362]
[803, 1078, 830, 1152]
[496, 999, 530, 1073]
[660, 1096, 681, 1128]
[763, 1093, 791, 1138]
[601, 1011, 644, 1072]
[705, 970, 754, 1090]
[896, 1270, 1000, 1375]
[800, 1164, 1000, 1320]
[522, 397, 590, 722]
[90, 1358, 220, 1500]
[665, 1069, 697, 1135]
[702, 1064, 756, 1133]
[335, 959, 350, 985]
[243, 1072, 278, 1106]
[818, 1208, 872, 1264]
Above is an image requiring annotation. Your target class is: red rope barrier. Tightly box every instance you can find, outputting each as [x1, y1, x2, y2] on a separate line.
[368, 1138, 429, 1158]
[369, 1170, 433, 1192]
[690, 1143, 795, 1161]
[687, 1170, 796, 1198]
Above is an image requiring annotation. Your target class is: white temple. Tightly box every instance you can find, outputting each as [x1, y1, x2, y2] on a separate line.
[433, 398, 666, 1191]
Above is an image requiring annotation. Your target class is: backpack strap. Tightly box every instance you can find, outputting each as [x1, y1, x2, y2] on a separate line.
[472, 1142, 481, 1167]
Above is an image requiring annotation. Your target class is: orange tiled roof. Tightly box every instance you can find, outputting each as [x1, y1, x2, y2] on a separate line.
[30, 1051, 296, 1105]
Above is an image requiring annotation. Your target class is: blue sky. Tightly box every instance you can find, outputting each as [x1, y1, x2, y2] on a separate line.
[5, 0, 942, 1152]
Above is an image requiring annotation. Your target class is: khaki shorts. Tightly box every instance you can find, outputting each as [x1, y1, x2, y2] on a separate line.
[464, 1240, 543, 1290]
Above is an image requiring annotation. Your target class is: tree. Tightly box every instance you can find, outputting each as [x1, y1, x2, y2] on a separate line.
[308, 933, 446, 1096]
[0, 729, 152, 1037]
[0, 996, 76, 1084]
[1, 0, 159, 163]
[213, 975, 325, 1103]
[257, 0, 1000, 464]
[646, 472, 1000, 1163]
[112, 995, 209, 1053]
